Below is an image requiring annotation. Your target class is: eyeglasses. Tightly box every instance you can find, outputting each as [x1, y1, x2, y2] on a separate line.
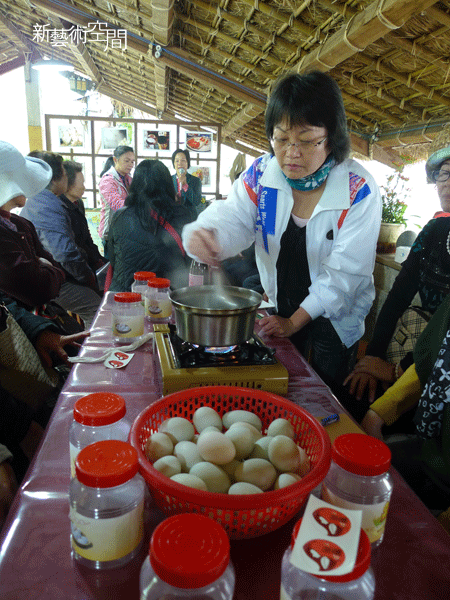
[432, 169, 450, 183]
[271, 136, 327, 154]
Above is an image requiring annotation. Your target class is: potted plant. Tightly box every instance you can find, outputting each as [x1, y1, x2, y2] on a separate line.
[377, 167, 410, 254]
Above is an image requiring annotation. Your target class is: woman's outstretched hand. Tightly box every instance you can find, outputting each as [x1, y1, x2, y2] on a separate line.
[187, 228, 221, 266]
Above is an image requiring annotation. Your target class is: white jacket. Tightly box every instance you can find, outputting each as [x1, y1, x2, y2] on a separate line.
[182, 154, 381, 347]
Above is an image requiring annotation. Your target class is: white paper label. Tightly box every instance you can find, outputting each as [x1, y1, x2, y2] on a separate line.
[290, 495, 362, 577]
[70, 500, 144, 562]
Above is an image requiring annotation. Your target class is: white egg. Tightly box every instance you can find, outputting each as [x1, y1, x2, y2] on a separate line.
[224, 424, 254, 459]
[297, 446, 311, 476]
[193, 406, 223, 432]
[153, 455, 182, 477]
[234, 458, 277, 491]
[144, 432, 174, 461]
[249, 435, 273, 460]
[222, 410, 262, 431]
[170, 473, 208, 491]
[274, 473, 302, 489]
[174, 441, 203, 472]
[267, 418, 295, 439]
[197, 430, 236, 465]
[189, 462, 231, 493]
[159, 417, 195, 443]
[229, 421, 262, 443]
[268, 435, 301, 473]
[228, 482, 263, 495]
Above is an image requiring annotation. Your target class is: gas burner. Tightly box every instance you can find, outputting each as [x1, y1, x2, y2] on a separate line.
[168, 325, 277, 368]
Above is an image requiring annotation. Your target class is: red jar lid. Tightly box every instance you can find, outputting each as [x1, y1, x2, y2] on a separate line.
[134, 271, 156, 281]
[75, 440, 138, 488]
[147, 278, 170, 289]
[150, 514, 230, 588]
[114, 292, 142, 303]
[73, 392, 126, 426]
[290, 519, 371, 582]
[332, 433, 391, 476]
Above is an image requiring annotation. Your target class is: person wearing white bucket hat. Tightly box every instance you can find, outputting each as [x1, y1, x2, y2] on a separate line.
[0, 141, 67, 306]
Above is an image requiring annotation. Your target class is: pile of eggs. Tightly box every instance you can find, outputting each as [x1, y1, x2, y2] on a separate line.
[144, 407, 310, 495]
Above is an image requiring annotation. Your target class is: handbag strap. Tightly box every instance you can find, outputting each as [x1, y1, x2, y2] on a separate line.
[150, 209, 185, 256]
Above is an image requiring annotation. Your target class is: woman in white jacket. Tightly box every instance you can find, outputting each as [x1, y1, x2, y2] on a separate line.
[182, 71, 381, 390]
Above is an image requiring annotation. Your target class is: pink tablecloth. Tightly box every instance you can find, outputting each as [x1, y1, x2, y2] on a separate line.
[1, 294, 450, 600]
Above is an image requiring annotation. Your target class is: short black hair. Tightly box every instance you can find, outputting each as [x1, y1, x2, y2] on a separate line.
[171, 148, 190, 169]
[63, 160, 83, 189]
[265, 70, 350, 164]
[28, 150, 66, 183]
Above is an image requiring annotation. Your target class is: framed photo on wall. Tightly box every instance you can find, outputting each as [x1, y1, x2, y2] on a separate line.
[58, 123, 85, 148]
[186, 132, 212, 153]
[101, 127, 129, 150]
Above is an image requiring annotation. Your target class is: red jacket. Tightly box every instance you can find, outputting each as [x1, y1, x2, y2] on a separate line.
[0, 210, 66, 308]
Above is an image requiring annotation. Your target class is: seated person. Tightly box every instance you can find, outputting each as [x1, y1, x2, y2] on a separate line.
[0, 142, 67, 308]
[20, 151, 102, 327]
[61, 160, 106, 275]
[361, 292, 450, 513]
[344, 147, 450, 413]
[108, 159, 196, 291]
[0, 293, 88, 529]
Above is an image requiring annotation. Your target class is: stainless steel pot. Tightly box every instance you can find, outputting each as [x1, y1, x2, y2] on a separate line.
[169, 285, 263, 346]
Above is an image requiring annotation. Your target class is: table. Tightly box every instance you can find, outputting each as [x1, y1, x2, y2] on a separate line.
[1, 293, 450, 599]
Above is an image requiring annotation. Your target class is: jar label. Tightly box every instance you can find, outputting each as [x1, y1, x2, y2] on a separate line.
[145, 296, 172, 319]
[112, 315, 144, 337]
[189, 273, 204, 286]
[322, 485, 390, 544]
[70, 500, 144, 561]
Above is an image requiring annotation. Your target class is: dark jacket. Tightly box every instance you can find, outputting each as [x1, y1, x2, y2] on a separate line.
[107, 204, 196, 292]
[172, 173, 202, 206]
[60, 195, 105, 273]
[21, 190, 98, 290]
[0, 210, 66, 308]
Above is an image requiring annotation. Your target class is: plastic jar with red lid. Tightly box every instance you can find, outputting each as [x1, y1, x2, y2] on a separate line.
[131, 271, 156, 304]
[322, 433, 393, 548]
[69, 440, 145, 570]
[69, 392, 130, 478]
[140, 514, 235, 599]
[145, 278, 172, 323]
[281, 518, 375, 599]
[112, 291, 145, 342]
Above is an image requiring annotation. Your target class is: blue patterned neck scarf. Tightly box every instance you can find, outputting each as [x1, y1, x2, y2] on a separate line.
[283, 155, 336, 191]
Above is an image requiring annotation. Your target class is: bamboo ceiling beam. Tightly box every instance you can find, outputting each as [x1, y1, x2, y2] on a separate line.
[183, 16, 286, 69]
[181, 31, 275, 82]
[292, 0, 440, 74]
[157, 46, 266, 108]
[0, 10, 41, 57]
[193, 0, 299, 56]
[222, 104, 264, 137]
[355, 53, 450, 112]
[150, 0, 173, 112]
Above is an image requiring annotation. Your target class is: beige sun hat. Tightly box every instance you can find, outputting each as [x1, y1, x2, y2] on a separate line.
[0, 140, 52, 207]
[425, 145, 450, 183]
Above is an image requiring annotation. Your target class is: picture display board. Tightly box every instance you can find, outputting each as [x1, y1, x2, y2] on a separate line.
[45, 115, 222, 209]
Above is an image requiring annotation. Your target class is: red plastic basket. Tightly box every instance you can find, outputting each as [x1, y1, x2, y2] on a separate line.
[129, 386, 331, 539]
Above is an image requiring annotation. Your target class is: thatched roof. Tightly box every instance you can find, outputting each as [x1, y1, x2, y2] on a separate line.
[1, 0, 450, 166]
